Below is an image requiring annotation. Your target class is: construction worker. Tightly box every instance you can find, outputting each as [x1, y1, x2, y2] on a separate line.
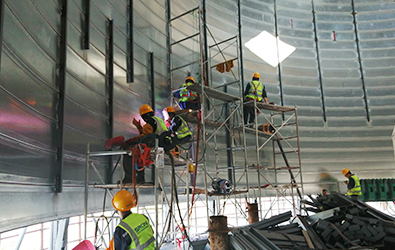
[120, 104, 168, 184]
[107, 190, 155, 250]
[342, 168, 362, 201]
[243, 72, 268, 126]
[178, 76, 200, 110]
[165, 106, 192, 146]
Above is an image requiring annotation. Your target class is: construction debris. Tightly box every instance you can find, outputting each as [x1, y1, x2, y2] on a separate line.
[229, 193, 395, 250]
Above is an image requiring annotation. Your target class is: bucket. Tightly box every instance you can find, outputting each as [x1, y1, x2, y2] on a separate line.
[72, 240, 95, 250]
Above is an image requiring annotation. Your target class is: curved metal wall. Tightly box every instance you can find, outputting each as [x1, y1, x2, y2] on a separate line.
[0, 0, 169, 232]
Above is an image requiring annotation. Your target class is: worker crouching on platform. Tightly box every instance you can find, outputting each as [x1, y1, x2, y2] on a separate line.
[107, 190, 155, 250]
[165, 106, 192, 146]
[120, 104, 168, 184]
[342, 168, 362, 201]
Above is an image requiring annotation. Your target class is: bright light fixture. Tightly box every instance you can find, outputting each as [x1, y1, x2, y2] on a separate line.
[245, 31, 296, 67]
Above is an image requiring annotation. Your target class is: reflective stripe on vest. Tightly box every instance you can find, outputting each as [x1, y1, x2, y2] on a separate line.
[117, 214, 155, 250]
[173, 116, 192, 139]
[152, 116, 168, 136]
[347, 175, 362, 196]
[245, 80, 263, 101]
[179, 82, 198, 102]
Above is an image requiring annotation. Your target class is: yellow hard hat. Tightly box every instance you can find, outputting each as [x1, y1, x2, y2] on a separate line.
[139, 104, 153, 116]
[186, 76, 195, 83]
[166, 106, 175, 113]
[253, 72, 260, 78]
[112, 190, 136, 211]
[342, 168, 350, 176]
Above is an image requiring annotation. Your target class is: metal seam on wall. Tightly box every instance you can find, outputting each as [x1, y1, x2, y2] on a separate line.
[311, 0, 327, 123]
[82, 0, 90, 50]
[55, 0, 68, 193]
[351, 0, 370, 123]
[127, 0, 134, 83]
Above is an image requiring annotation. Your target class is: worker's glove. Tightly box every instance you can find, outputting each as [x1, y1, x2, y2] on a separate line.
[132, 118, 142, 128]
[121, 138, 137, 149]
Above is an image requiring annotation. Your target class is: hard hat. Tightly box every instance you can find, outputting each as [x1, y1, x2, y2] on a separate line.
[342, 168, 350, 176]
[253, 72, 260, 79]
[139, 104, 153, 116]
[166, 106, 175, 113]
[186, 76, 195, 83]
[112, 190, 136, 211]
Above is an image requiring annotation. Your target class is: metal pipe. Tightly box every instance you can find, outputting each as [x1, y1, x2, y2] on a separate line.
[84, 143, 90, 239]
[209, 215, 229, 250]
[14, 227, 27, 250]
[107, 19, 114, 184]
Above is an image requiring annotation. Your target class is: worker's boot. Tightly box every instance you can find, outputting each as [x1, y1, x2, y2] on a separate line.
[122, 155, 133, 183]
[136, 170, 145, 184]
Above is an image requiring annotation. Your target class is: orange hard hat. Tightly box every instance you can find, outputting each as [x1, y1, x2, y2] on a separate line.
[253, 72, 260, 78]
[139, 104, 153, 116]
[186, 76, 195, 83]
[166, 106, 175, 113]
[342, 168, 350, 176]
[112, 190, 136, 211]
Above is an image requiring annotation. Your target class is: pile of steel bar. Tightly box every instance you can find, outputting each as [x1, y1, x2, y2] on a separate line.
[229, 193, 395, 249]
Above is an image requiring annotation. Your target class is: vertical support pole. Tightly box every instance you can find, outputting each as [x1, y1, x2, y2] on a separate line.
[155, 163, 159, 245]
[84, 143, 90, 239]
[351, 0, 370, 123]
[201, 0, 209, 87]
[165, 0, 171, 93]
[55, 0, 68, 193]
[0, 0, 4, 71]
[82, 0, 90, 50]
[107, 19, 114, 184]
[127, 0, 134, 83]
[209, 216, 229, 250]
[149, 52, 155, 110]
[273, 0, 284, 120]
[311, 0, 327, 122]
[237, 0, 244, 91]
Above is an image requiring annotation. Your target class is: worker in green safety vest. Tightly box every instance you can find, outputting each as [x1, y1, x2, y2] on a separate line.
[106, 190, 155, 250]
[243, 72, 269, 126]
[165, 106, 192, 146]
[342, 168, 362, 201]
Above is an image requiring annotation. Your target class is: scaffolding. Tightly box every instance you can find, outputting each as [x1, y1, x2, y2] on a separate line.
[84, 3, 304, 249]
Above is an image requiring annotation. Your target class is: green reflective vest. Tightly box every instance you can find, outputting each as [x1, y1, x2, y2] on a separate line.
[347, 175, 362, 196]
[179, 82, 198, 102]
[152, 116, 168, 135]
[117, 213, 155, 250]
[245, 80, 263, 102]
[173, 116, 192, 139]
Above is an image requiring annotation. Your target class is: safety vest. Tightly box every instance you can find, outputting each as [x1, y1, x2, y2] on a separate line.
[173, 116, 192, 139]
[245, 80, 263, 102]
[152, 116, 168, 136]
[179, 82, 198, 102]
[117, 213, 155, 250]
[347, 175, 362, 196]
